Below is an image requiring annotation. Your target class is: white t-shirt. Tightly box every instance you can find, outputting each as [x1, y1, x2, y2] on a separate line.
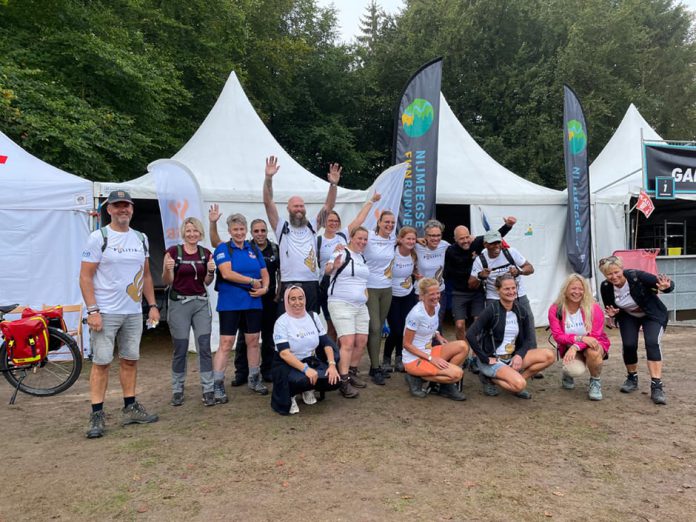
[364, 230, 396, 289]
[81, 226, 150, 314]
[564, 309, 587, 336]
[318, 227, 349, 277]
[273, 312, 326, 361]
[274, 218, 320, 282]
[415, 240, 450, 293]
[495, 311, 519, 356]
[327, 248, 370, 307]
[614, 281, 645, 317]
[392, 250, 415, 297]
[402, 301, 440, 364]
[471, 247, 528, 299]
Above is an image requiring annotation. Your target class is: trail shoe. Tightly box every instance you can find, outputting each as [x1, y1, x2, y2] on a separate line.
[479, 373, 500, 396]
[468, 357, 480, 375]
[369, 367, 386, 385]
[86, 410, 106, 439]
[438, 383, 466, 401]
[340, 378, 360, 398]
[230, 374, 247, 387]
[650, 382, 667, 405]
[514, 389, 532, 400]
[561, 372, 575, 390]
[405, 373, 427, 398]
[289, 396, 300, 414]
[394, 356, 405, 373]
[620, 373, 638, 394]
[248, 374, 269, 395]
[213, 380, 229, 404]
[202, 392, 216, 407]
[121, 401, 159, 426]
[171, 392, 184, 407]
[302, 390, 317, 405]
[348, 367, 367, 388]
[588, 378, 603, 401]
[382, 359, 394, 373]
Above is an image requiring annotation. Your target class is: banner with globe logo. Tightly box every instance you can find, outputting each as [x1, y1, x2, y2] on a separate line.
[393, 58, 442, 234]
[563, 84, 592, 278]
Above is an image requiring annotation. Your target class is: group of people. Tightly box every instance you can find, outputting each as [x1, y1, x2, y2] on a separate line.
[79, 160, 675, 436]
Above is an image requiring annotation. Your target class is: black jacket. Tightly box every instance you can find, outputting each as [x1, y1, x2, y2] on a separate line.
[466, 300, 533, 364]
[600, 269, 674, 327]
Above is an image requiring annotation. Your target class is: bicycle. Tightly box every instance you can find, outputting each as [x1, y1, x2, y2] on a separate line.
[0, 304, 83, 404]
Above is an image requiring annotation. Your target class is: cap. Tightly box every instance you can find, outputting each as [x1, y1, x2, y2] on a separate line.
[483, 230, 502, 243]
[106, 190, 134, 205]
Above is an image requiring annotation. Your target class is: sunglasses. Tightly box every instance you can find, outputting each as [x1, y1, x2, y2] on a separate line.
[598, 256, 619, 267]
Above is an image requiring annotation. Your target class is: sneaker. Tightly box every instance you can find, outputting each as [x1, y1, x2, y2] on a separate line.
[404, 373, 427, 398]
[340, 378, 360, 398]
[214, 381, 228, 404]
[248, 374, 269, 395]
[382, 359, 394, 373]
[348, 367, 367, 388]
[289, 396, 300, 414]
[369, 367, 386, 386]
[86, 410, 106, 439]
[561, 372, 575, 390]
[620, 374, 638, 393]
[202, 392, 215, 407]
[121, 401, 159, 426]
[515, 389, 532, 399]
[479, 373, 500, 396]
[650, 382, 666, 405]
[230, 374, 247, 387]
[394, 356, 405, 373]
[438, 382, 466, 401]
[302, 390, 317, 405]
[171, 392, 184, 407]
[588, 378, 603, 401]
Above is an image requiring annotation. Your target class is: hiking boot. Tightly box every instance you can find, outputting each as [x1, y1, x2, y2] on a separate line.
[340, 378, 360, 398]
[382, 358, 394, 373]
[248, 374, 269, 395]
[202, 392, 215, 407]
[369, 367, 386, 385]
[515, 389, 532, 399]
[468, 357, 480, 375]
[230, 374, 247, 387]
[650, 382, 666, 405]
[121, 401, 159, 426]
[86, 410, 106, 439]
[479, 372, 499, 396]
[620, 374, 638, 393]
[348, 367, 367, 388]
[289, 396, 300, 414]
[438, 382, 466, 401]
[588, 378, 603, 401]
[302, 390, 317, 405]
[561, 372, 575, 390]
[394, 356, 405, 373]
[171, 392, 184, 407]
[213, 380, 228, 404]
[404, 373, 427, 398]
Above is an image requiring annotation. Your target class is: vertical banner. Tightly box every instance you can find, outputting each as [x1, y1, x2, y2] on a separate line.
[563, 85, 592, 277]
[393, 58, 442, 235]
[151, 160, 205, 249]
[362, 162, 408, 231]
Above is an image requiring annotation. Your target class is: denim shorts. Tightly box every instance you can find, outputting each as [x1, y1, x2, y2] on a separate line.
[478, 360, 509, 379]
[91, 313, 143, 365]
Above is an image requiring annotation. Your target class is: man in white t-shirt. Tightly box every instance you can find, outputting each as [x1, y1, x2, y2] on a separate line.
[263, 155, 341, 314]
[80, 190, 160, 439]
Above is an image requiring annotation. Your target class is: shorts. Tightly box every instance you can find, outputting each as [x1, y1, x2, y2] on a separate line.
[478, 359, 509, 379]
[327, 301, 369, 338]
[90, 313, 143, 365]
[219, 309, 262, 336]
[451, 291, 485, 321]
[404, 345, 443, 377]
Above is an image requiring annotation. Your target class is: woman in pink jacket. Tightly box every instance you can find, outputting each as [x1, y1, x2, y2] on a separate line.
[548, 274, 610, 401]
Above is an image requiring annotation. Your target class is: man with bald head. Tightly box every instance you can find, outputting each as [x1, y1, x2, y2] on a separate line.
[444, 218, 516, 341]
[263, 155, 341, 314]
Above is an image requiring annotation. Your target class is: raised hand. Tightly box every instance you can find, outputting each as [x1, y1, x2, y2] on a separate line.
[504, 216, 517, 226]
[371, 192, 382, 203]
[656, 273, 672, 291]
[265, 156, 280, 177]
[209, 204, 222, 223]
[327, 163, 342, 185]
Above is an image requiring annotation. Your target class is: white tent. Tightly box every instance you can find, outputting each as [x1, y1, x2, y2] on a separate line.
[0, 131, 92, 309]
[437, 96, 570, 325]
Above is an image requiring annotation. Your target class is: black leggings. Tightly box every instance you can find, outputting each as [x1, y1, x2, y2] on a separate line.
[384, 291, 417, 360]
[617, 314, 664, 365]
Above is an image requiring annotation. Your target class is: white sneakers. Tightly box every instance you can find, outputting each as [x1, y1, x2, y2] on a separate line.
[302, 390, 317, 405]
[289, 396, 300, 414]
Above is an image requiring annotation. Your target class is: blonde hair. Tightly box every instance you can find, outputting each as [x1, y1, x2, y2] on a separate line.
[418, 277, 439, 296]
[598, 255, 623, 276]
[554, 273, 594, 331]
[180, 217, 205, 240]
[397, 226, 418, 263]
[374, 210, 395, 234]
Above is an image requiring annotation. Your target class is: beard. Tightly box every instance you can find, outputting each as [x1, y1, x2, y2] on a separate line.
[289, 212, 308, 228]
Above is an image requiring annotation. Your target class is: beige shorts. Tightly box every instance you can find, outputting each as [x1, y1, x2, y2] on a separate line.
[327, 301, 369, 338]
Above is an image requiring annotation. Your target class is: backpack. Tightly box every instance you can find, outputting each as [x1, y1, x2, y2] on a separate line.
[278, 220, 317, 247]
[168, 244, 209, 300]
[329, 249, 366, 295]
[214, 240, 265, 292]
[478, 248, 517, 271]
[317, 231, 347, 268]
[0, 315, 49, 365]
[100, 227, 148, 255]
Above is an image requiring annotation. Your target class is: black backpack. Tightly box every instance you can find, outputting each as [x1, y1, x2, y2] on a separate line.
[214, 240, 265, 292]
[328, 249, 366, 295]
[478, 248, 517, 271]
[317, 231, 347, 268]
[100, 227, 148, 255]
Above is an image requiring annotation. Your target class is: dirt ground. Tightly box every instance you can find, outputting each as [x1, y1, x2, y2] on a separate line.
[1, 323, 695, 522]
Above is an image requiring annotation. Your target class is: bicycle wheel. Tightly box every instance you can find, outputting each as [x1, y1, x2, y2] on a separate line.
[1, 327, 83, 396]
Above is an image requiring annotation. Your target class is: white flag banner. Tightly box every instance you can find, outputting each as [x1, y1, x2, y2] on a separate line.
[151, 160, 205, 249]
[362, 162, 408, 231]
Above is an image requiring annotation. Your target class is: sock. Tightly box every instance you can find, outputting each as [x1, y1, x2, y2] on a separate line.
[590, 377, 601, 382]
[123, 396, 135, 408]
[91, 402, 104, 413]
[349, 366, 358, 373]
[213, 371, 225, 382]
[627, 371, 638, 379]
[651, 377, 663, 387]
[340, 374, 349, 382]
[249, 366, 260, 377]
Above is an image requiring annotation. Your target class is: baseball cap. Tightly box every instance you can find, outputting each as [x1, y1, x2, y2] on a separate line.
[106, 190, 134, 205]
[484, 230, 502, 243]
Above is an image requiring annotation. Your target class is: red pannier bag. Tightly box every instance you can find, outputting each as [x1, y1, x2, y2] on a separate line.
[22, 307, 67, 351]
[0, 316, 50, 365]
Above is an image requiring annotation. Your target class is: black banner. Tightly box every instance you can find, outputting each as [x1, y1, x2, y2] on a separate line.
[563, 85, 592, 278]
[644, 143, 696, 194]
[393, 58, 442, 234]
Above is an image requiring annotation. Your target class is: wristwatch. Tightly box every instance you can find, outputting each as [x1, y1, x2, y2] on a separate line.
[148, 304, 159, 310]
[427, 355, 432, 362]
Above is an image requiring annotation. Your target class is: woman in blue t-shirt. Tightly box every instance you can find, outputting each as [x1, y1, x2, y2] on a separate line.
[212, 213, 269, 403]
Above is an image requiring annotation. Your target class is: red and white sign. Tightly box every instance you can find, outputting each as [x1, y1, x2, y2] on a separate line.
[636, 190, 655, 219]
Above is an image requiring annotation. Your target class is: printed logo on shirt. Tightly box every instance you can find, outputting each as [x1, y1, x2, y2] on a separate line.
[248, 250, 257, 259]
[126, 266, 144, 303]
[82, 250, 91, 258]
[434, 266, 444, 284]
[216, 252, 226, 260]
[304, 248, 317, 273]
[400, 277, 412, 289]
[383, 258, 394, 279]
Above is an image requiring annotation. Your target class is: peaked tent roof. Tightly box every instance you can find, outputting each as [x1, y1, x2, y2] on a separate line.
[436, 95, 566, 205]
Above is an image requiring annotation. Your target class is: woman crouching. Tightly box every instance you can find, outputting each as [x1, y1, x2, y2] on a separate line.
[271, 286, 341, 415]
[466, 274, 554, 399]
[402, 278, 468, 400]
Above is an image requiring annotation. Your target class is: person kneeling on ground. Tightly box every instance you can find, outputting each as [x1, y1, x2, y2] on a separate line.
[271, 286, 341, 415]
[466, 274, 554, 399]
[402, 278, 468, 400]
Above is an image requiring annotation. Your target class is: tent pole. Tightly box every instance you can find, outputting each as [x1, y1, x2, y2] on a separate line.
[633, 209, 640, 249]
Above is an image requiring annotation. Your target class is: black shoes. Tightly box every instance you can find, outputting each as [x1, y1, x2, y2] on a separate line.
[620, 374, 638, 393]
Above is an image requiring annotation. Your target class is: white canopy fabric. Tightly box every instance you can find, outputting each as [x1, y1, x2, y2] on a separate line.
[0, 131, 92, 310]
